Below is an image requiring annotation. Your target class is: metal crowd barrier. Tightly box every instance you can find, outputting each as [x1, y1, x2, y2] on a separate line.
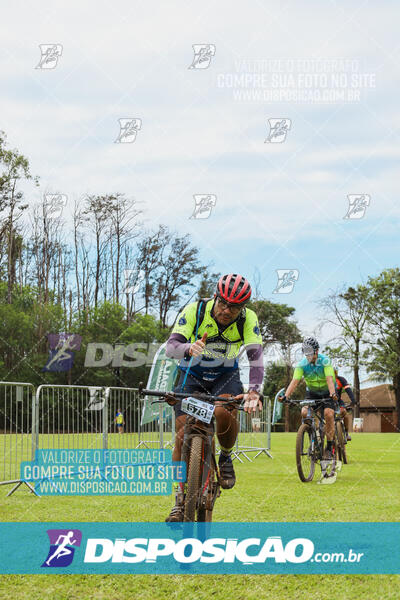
[106, 387, 139, 449]
[0, 382, 35, 495]
[0, 382, 270, 496]
[32, 385, 109, 457]
[138, 398, 175, 450]
[234, 397, 272, 461]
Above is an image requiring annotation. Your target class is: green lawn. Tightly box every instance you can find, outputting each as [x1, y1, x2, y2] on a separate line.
[1, 433, 399, 599]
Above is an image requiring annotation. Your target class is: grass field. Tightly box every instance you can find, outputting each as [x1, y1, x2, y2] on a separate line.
[1, 433, 400, 599]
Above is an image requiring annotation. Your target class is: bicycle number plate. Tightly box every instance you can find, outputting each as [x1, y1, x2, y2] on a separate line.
[181, 397, 215, 424]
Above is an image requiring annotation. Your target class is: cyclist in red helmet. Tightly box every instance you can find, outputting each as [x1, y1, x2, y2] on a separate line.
[165, 273, 264, 522]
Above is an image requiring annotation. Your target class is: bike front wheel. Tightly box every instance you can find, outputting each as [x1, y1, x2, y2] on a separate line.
[197, 437, 216, 522]
[184, 435, 203, 522]
[296, 423, 316, 482]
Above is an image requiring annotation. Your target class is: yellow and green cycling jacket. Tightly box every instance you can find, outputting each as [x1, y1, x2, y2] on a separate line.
[166, 298, 264, 386]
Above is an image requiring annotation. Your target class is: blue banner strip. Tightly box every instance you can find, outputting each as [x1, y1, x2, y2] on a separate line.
[0, 522, 398, 574]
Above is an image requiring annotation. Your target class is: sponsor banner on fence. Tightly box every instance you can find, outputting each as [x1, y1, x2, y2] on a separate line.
[141, 342, 177, 425]
[0, 522, 398, 574]
[20, 450, 185, 496]
[272, 388, 285, 425]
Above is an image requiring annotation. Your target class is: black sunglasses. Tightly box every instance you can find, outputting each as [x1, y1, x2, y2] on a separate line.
[217, 297, 242, 311]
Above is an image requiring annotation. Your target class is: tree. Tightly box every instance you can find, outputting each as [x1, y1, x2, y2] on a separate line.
[0, 282, 63, 377]
[136, 226, 168, 315]
[249, 300, 300, 348]
[72, 304, 168, 388]
[82, 195, 114, 308]
[196, 271, 221, 299]
[249, 299, 302, 432]
[319, 285, 373, 415]
[364, 269, 400, 431]
[0, 131, 38, 303]
[155, 231, 204, 327]
[108, 193, 142, 304]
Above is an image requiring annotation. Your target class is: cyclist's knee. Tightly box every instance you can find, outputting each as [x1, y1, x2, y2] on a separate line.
[214, 405, 236, 421]
[176, 415, 186, 428]
[175, 416, 186, 441]
[301, 406, 309, 418]
[325, 407, 334, 420]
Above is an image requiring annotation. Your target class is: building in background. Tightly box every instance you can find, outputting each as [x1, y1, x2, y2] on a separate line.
[359, 384, 398, 432]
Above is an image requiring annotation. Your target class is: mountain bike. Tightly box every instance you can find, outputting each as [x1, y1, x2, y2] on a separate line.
[283, 398, 340, 483]
[138, 383, 242, 521]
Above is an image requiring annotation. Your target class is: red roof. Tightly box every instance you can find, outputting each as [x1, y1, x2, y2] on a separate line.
[360, 384, 396, 409]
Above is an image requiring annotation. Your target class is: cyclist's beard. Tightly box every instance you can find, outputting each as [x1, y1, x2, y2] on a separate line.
[212, 306, 236, 327]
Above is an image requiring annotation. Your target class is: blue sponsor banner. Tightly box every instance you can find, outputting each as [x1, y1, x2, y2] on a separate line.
[20, 450, 185, 496]
[0, 522, 399, 574]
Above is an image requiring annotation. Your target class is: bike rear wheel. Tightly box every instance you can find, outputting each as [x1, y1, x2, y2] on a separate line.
[296, 423, 316, 482]
[184, 436, 203, 522]
[336, 421, 348, 464]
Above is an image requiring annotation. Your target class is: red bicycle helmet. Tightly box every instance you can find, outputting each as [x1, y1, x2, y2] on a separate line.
[216, 274, 252, 305]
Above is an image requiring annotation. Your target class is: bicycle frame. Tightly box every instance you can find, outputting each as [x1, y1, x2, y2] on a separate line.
[139, 384, 242, 520]
[299, 399, 329, 460]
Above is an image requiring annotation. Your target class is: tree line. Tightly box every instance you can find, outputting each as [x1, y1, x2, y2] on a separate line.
[1, 131, 399, 431]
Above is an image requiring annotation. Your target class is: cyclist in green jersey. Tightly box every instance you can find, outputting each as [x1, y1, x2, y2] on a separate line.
[281, 337, 338, 459]
[165, 273, 264, 521]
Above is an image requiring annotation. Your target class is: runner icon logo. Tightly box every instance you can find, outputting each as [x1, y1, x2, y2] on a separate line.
[42, 529, 82, 568]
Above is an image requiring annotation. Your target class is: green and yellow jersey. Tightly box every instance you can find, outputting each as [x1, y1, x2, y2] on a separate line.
[293, 353, 335, 394]
[171, 298, 262, 381]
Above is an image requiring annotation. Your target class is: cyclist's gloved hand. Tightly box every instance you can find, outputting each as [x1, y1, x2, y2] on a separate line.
[189, 332, 208, 357]
[164, 393, 178, 406]
[243, 390, 262, 413]
[278, 394, 287, 403]
[330, 393, 339, 402]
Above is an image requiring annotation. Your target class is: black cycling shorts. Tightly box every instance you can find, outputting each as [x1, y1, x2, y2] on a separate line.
[173, 370, 244, 419]
[305, 389, 336, 411]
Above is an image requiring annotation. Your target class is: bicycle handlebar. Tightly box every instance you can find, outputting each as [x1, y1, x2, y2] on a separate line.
[281, 398, 333, 406]
[138, 382, 242, 405]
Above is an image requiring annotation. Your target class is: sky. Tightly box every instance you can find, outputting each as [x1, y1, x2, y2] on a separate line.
[1, 0, 399, 383]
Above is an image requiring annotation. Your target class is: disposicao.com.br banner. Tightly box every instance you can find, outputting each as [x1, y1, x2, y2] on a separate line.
[0, 522, 398, 574]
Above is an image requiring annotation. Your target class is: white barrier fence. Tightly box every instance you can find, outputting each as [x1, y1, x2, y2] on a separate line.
[0, 383, 272, 495]
[234, 397, 272, 461]
[0, 382, 35, 495]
